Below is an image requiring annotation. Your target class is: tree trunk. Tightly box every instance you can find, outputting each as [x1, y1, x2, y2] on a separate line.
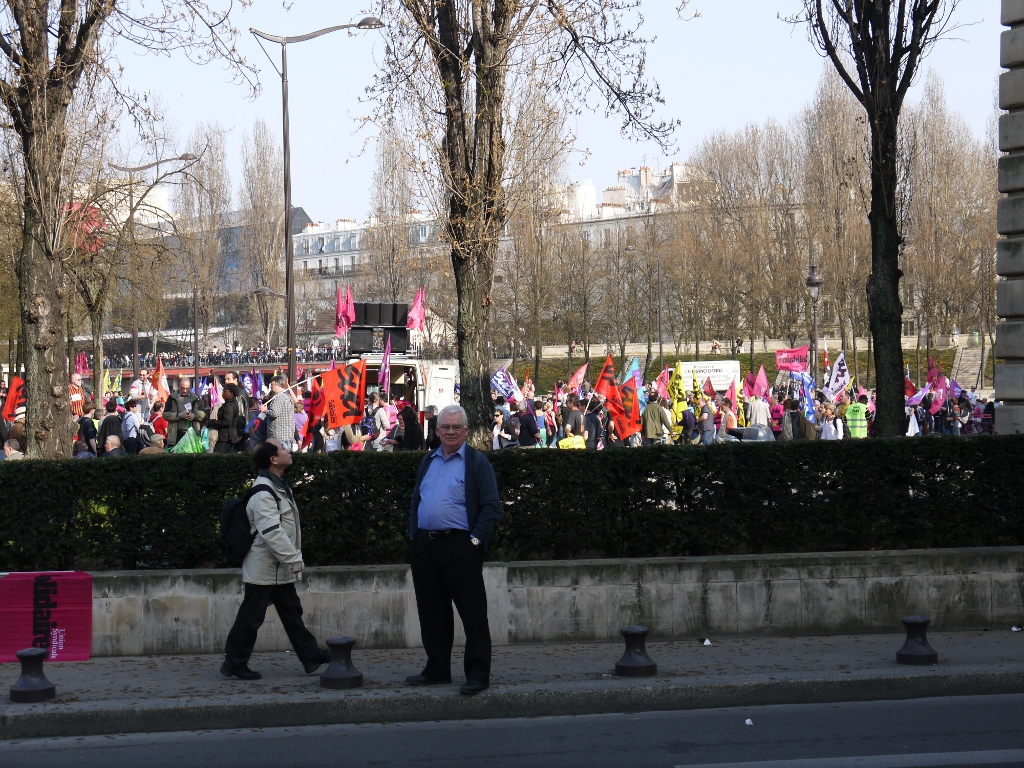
[90, 310, 105, 399]
[19, 198, 75, 458]
[66, 309, 75, 378]
[865, 112, 905, 437]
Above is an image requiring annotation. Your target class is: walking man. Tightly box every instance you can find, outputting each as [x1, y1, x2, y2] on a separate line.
[406, 405, 502, 695]
[222, 438, 330, 680]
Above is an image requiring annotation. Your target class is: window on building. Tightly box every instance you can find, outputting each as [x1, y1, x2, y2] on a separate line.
[317, 237, 325, 254]
[302, 240, 310, 255]
[903, 321, 916, 337]
[334, 258, 340, 273]
[602, 229, 612, 249]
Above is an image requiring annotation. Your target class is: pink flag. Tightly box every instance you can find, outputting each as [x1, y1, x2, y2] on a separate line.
[655, 367, 670, 400]
[407, 287, 426, 332]
[776, 346, 809, 373]
[754, 365, 769, 398]
[379, 333, 392, 400]
[567, 363, 588, 394]
[726, 378, 737, 408]
[336, 285, 356, 336]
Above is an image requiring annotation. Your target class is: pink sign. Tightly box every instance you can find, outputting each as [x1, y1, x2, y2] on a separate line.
[776, 346, 809, 373]
[0, 571, 93, 662]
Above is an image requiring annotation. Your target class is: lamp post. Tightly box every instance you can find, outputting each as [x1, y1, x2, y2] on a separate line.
[109, 154, 196, 380]
[251, 16, 383, 385]
[806, 265, 824, 383]
[625, 246, 663, 374]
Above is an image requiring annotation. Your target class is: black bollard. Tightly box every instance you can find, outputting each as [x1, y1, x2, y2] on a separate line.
[10, 648, 56, 703]
[896, 615, 939, 665]
[320, 636, 363, 689]
[615, 625, 657, 677]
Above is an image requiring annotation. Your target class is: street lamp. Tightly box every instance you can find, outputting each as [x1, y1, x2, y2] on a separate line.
[806, 265, 824, 383]
[625, 246, 663, 374]
[251, 16, 383, 384]
[109, 154, 197, 380]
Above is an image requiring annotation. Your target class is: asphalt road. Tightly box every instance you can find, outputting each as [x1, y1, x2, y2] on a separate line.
[2, 694, 1021, 768]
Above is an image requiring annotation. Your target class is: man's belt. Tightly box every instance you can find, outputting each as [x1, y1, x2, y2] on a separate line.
[423, 529, 469, 539]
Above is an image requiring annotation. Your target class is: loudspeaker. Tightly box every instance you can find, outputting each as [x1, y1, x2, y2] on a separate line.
[354, 303, 368, 326]
[349, 327, 374, 354]
[364, 303, 381, 327]
[386, 329, 409, 353]
[390, 303, 409, 327]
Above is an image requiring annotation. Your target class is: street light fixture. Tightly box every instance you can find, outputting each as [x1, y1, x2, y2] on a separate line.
[251, 17, 383, 384]
[625, 246, 663, 375]
[806, 265, 824, 383]
[108, 154, 198, 381]
[253, 286, 287, 300]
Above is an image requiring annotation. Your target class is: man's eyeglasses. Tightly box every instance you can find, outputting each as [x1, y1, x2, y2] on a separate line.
[437, 424, 465, 432]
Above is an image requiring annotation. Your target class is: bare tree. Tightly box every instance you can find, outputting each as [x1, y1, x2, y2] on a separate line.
[372, 0, 674, 439]
[0, 0, 252, 457]
[792, 0, 960, 436]
[238, 119, 285, 348]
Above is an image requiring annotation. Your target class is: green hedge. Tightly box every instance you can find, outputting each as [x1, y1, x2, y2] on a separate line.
[2, 436, 1022, 571]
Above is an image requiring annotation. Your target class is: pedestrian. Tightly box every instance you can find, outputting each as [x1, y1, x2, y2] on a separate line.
[405, 405, 502, 696]
[68, 372, 86, 418]
[748, 393, 771, 428]
[4, 438, 25, 460]
[129, 369, 156, 422]
[209, 384, 244, 453]
[818, 404, 844, 440]
[398, 405, 425, 450]
[517, 400, 541, 448]
[77, 401, 98, 455]
[101, 435, 128, 458]
[641, 396, 672, 446]
[367, 392, 392, 451]
[224, 371, 248, 415]
[164, 377, 205, 447]
[491, 409, 515, 449]
[72, 439, 94, 459]
[584, 399, 604, 450]
[260, 376, 297, 451]
[121, 399, 143, 454]
[697, 396, 716, 446]
[424, 405, 440, 451]
[139, 434, 167, 455]
[96, 399, 122, 457]
[845, 395, 870, 439]
[221, 438, 331, 681]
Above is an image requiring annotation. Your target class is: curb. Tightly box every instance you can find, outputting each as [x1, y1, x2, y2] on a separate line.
[3, 666, 1023, 740]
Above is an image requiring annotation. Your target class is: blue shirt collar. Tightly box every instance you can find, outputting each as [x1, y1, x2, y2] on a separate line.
[431, 441, 467, 462]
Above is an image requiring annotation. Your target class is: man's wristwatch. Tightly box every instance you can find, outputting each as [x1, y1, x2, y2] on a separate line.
[470, 537, 480, 548]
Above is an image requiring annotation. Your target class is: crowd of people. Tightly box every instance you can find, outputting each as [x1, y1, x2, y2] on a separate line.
[0, 362, 997, 461]
[481, 376, 996, 450]
[79, 344, 343, 375]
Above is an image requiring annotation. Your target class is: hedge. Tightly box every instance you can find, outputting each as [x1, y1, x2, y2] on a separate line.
[1, 436, 1022, 571]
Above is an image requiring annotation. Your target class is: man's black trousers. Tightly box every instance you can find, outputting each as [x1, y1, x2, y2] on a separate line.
[223, 582, 321, 670]
[410, 531, 491, 684]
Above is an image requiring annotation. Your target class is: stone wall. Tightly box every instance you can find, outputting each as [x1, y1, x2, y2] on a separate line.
[998, 1, 1024, 430]
[89, 548, 1024, 656]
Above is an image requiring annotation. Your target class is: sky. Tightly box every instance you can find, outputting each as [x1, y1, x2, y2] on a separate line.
[118, 0, 1003, 223]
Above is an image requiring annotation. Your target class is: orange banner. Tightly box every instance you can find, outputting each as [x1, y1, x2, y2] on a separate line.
[321, 360, 366, 429]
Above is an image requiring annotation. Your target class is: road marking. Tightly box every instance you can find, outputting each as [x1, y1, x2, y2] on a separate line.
[675, 750, 1024, 768]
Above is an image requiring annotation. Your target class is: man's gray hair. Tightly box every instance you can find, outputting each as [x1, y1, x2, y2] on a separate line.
[438, 404, 467, 427]
[5, 439, 20, 451]
[270, 374, 288, 388]
[105, 435, 121, 448]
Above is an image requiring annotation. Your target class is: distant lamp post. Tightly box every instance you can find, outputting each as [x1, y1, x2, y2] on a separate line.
[806, 265, 824, 383]
[109, 154, 197, 380]
[251, 16, 383, 384]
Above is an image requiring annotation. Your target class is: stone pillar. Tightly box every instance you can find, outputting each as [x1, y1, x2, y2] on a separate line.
[996, 0, 1024, 432]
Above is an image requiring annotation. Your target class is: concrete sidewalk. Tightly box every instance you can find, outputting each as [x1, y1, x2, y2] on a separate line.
[2, 631, 1022, 740]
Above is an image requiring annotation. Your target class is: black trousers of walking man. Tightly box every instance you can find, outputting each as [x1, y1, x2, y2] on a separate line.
[224, 582, 322, 670]
[410, 530, 491, 683]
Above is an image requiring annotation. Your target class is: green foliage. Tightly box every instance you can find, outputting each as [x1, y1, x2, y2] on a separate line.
[2, 436, 1021, 571]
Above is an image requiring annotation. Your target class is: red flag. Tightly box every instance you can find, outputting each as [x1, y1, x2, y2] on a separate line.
[904, 376, 917, 398]
[594, 355, 624, 414]
[321, 360, 366, 429]
[152, 359, 169, 403]
[726, 379, 737, 408]
[2, 376, 26, 421]
[302, 376, 326, 449]
[615, 379, 641, 439]
[702, 377, 716, 398]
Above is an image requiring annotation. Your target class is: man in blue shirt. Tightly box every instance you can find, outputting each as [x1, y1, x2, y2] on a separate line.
[406, 404, 502, 696]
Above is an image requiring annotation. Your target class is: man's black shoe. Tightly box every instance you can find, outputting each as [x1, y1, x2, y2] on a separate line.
[405, 674, 452, 686]
[459, 680, 489, 696]
[220, 662, 261, 680]
[303, 650, 332, 674]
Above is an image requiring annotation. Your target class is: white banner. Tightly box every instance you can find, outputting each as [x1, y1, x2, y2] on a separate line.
[825, 352, 851, 401]
[676, 360, 741, 395]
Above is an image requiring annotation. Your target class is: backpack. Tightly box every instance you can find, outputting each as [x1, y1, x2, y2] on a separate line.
[507, 413, 521, 440]
[218, 485, 280, 565]
[137, 422, 156, 448]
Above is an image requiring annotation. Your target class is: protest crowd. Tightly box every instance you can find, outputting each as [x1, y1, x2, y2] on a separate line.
[0, 342, 995, 460]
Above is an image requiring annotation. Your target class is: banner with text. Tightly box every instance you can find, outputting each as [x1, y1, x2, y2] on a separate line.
[776, 346, 809, 373]
[321, 360, 367, 429]
[0, 571, 93, 662]
[672, 361, 741, 397]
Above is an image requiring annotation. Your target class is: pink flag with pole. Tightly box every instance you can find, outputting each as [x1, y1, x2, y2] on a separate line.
[754, 365, 769, 398]
[379, 333, 392, 400]
[407, 287, 426, 332]
[655, 367, 670, 400]
[336, 285, 356, 337]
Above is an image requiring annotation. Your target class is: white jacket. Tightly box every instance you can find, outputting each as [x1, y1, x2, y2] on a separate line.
[242, 473, 304, 585]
